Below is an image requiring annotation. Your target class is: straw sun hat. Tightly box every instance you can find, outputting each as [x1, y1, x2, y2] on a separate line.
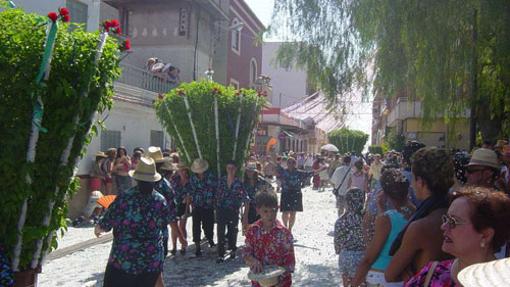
[147, 146, 171, 163]
[458, 257, 510, 287]
[247, 265, 286, 287]
[160, 160, 177, 171]
[128, 157, 161, 182]
[466, 148, 500, 170]
[191, 158, 209, 174]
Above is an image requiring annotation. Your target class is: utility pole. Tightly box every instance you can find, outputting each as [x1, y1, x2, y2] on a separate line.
[469, 8, 478, 150]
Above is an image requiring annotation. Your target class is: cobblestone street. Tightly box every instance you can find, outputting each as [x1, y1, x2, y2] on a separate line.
[39, 187, 341, 287]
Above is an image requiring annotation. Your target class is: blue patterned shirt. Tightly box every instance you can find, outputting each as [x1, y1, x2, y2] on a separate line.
[245, 178, 273, 203]
[190, 171, 217, 209]
[216, 176, 249, 210]
[98, 187, 173, 274]
[169, 174, 191, 205]
[0, 245, 13, 287]
[277, 166, 312, 193]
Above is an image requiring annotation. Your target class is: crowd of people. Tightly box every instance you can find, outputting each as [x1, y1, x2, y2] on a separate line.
[4, 139, 510, 287]
[67, 142, 510, 286]
[332, 141, 510, 287]
[86, 146, 318, 287]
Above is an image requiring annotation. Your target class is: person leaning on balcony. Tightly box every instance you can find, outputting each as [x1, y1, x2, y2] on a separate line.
[384, 147, 454, 283]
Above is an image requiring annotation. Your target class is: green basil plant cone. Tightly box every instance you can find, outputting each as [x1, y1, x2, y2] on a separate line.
[0, 8, 121, 271]
[155, 81, 266, 177]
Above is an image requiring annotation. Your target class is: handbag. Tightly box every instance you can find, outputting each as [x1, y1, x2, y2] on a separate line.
[332, 167, 351, 196]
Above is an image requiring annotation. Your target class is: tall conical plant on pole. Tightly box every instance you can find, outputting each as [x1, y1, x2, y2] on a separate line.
[0, 6, 123, 272]
[155, 81, 265, 176]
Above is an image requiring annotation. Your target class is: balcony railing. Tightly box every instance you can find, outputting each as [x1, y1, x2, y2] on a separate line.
[117, 63, 178, 94]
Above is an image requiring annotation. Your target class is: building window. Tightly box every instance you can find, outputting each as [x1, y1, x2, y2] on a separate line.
[101, 130, 121, 151]
[229, 78, 240, 90]
[231, 18, 241, 54]
[67, 0, 88, 29]
[249, 58, 257, 88]
[150, 130, 164, 149]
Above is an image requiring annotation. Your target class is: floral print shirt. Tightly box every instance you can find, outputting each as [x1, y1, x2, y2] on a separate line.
[405, 259, 458, 287]
[245, 178, 273, 204]
[190, 171, 217, 209]
[169, 174, 191, 205]
[0, 245, 13, 287]
[276, 166, 311, 193]
[334, 212, 365, 253]
[243, 219, 295, 287]
[98, 187, 173, 274]
[216, 176, 249, 210]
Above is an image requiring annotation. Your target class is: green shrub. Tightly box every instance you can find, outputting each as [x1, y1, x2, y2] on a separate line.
[328, 128, 369, 155]
[0, 9, 120, 270]
[155, 81, 265, 176]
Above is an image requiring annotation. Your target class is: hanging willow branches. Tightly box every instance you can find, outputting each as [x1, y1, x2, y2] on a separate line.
[271, 0, 510, 140]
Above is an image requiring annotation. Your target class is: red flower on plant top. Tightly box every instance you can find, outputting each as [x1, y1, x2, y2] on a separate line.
[116, 27, 122, 34]
[62, 14, 71, 22]
[110, 19, 120, 28]
[59, 7, 70, 16]
[47, 12, 58, 22]
[123, 38, 131, 50]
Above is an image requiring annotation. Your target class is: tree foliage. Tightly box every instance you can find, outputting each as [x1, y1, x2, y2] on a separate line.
[271, 0, 510, 141]
[328, 128, 369, 155]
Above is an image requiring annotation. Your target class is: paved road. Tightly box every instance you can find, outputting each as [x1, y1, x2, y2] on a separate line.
[39, 187, 341, 286]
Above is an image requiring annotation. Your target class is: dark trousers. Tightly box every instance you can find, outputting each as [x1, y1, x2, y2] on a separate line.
[103, 264, 159, 287]
[247, 202, 259, 224]
[192, 206, 214, 245]
[216, 208, 239, 257]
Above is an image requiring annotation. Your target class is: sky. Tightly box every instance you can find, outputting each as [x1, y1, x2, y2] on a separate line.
[244, 0, 275, 27]
[244, 0, 373, 144]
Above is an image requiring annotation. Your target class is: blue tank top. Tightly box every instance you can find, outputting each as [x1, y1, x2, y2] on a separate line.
[371, 209, 407, 270]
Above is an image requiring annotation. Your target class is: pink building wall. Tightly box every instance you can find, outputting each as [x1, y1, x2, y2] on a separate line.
[226, 0, 264, 89]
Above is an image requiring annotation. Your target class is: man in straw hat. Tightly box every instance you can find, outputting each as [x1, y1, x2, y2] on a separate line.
[95, 157, 174, 287]
[465, 148, 501, 189]
[148, 147, 187, 258]
[189, 158, 217, 257]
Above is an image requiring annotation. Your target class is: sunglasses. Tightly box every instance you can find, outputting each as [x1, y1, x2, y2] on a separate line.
[466, 167, 489, 174]
[442, 214, 468, 229]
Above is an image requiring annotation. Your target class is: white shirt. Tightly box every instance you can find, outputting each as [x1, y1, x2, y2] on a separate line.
[330, 165, 352, 196]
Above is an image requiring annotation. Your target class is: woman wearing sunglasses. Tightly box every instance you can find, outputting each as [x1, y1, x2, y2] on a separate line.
[404, 186, 510, 286]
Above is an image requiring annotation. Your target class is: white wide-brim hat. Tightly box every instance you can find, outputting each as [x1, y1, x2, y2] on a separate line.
[191, 158, 209, 174]
[128, 157, 162, 182]
[247, 266, 286, 287]
[147, 146, 171, 163]
[458, 257, 510, 287]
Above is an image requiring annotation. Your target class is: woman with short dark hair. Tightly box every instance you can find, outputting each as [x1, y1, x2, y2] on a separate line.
[405, 186, 510, 286]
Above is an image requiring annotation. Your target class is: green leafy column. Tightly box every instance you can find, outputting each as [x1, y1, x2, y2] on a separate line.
[155, 81, 265, 176]
[0, 8, 121, 271]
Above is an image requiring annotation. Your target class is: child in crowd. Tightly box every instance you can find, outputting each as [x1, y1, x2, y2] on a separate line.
[334, 187, 366, 287]
[243, 191, 295, 287]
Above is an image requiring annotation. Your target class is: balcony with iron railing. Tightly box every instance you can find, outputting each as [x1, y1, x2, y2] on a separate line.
[116, 62, 178, 94]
